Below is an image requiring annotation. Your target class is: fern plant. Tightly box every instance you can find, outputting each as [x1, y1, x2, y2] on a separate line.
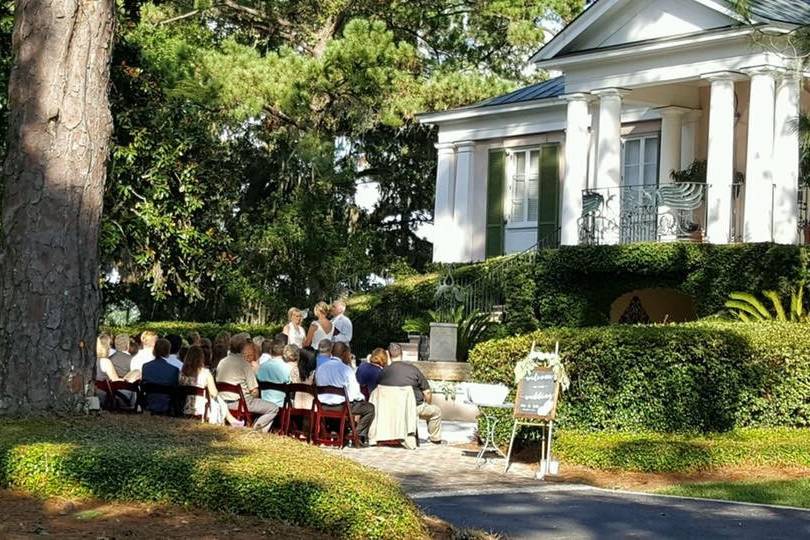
[724, 284, 808, 322]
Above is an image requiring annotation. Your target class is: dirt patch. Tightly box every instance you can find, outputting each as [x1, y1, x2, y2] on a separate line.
[547, 464, 810, 492]
[0, 489, 329, 540]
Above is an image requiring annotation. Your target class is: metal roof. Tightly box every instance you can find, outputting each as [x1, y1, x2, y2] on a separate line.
[742, 0, 810, 25]
[474, 76, 565, 108]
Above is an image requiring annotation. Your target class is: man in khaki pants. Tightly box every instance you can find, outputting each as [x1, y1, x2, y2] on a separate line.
[377, 360, 443, 444]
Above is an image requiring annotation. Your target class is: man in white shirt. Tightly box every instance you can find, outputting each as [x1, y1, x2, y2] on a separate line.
[257, 339, 272, 365]
[331, 300, 353, 344]
[315, 342, 373, 444]
[165, 334, 184, 370]
[129, 331, 158, 374]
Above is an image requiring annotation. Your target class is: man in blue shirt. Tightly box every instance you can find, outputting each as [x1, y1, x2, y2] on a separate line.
[316, 339, 338, 369]
[257, 339, 291, 407]
[141, 338, 179, 415]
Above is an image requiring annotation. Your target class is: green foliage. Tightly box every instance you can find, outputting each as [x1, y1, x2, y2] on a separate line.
[471, 321, 810, 440]
[533, 243, 809, 328]
[554, 428, 810, 473]
[725, 285, 809, 322]
[102, 321, 282, 340]
[0, 417, 425, 539]
[457, 311, 497, 362]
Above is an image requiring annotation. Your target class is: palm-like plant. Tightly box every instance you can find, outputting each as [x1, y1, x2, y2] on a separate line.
[725, 285, 808, 322]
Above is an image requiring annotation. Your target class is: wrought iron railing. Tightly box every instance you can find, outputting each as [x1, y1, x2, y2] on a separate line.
[579, 182, 708, 245]
[435, 228, 561, 316]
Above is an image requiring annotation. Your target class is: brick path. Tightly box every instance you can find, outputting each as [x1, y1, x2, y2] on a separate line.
[327, 440, 541, 495]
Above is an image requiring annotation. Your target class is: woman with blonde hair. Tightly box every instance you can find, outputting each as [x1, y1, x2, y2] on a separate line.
[283, 307, 306, 347]
[302, 301, 333, 348]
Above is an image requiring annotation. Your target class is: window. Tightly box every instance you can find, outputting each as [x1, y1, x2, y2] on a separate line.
[508, 148, 540, 225]
[622, 135, 659, 187]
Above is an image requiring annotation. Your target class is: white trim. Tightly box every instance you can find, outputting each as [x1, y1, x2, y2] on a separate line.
[534, 27, 758, 69]
[418, 96, 564, 125]
[529, 0, 622, 62]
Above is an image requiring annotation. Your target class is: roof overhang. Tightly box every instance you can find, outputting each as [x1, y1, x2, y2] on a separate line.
[530, 0, 762, 64]
[416, 96, 564, 125]
[533, 24, 790, 70]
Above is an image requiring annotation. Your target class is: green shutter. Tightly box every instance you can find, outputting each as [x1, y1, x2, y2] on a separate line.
[485, 150, 506, 258]
[537, 145, 561, 247]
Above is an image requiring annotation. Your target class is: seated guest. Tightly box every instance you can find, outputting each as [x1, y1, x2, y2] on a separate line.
[95, 335, 120, 384]
[216, 333, 278, 432]
[211, 341, 228, 370]
[200, 338, 213, 369]
[257, 339, 291, 407]
[141, 338, 180, 415]
[388, 343, 403, 363]
[242, 341, 260, 373]
[178, 345, 244, 427]
[378, 359, 443, 444]
[274, 332, 289, 346]
[187, 331, 202, 346]
[109, 333, 132, 378]
[297, 347, 317, 384]
[316, 342, 374, 444]
[127, 336, 139, 356]
[356, 348, 387, 396]
[130, 330, 157, 374]
[166, 334, 184, 369]
[285, 344, 314, 412]
[258, 339, 272, 365]
[316, 339, 337, 369]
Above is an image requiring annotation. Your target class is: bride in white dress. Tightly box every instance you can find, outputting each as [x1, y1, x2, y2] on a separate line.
[303, 301, 334, 348]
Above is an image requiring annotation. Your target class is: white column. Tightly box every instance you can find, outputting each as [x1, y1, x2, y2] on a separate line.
[773, 70, 801, 244]
[592, 88, 628, 245]
[453, 141, 476, 262]
[432, 143, 456, 263]
[742, 66, 778, 242]
[702, 72, 738, 244]
[659, 107, 687, 183]
[560, 93, 591, 245]
[680, 111, 701, 169]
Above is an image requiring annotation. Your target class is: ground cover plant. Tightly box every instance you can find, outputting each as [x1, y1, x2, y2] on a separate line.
[658, 478, 810, 509]
[0, 416, 425, 540]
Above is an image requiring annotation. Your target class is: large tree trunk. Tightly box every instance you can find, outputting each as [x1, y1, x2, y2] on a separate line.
[0, 0, 115, 414]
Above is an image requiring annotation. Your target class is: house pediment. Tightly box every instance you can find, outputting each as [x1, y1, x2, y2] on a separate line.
[533, 0, 746, 63]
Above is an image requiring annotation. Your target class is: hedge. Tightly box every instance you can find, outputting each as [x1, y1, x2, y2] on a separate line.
[0, 416, 425, 539]
[102, 321, 283, 340]
[470, 321, 810, 442]
[554, 428, 810, 473]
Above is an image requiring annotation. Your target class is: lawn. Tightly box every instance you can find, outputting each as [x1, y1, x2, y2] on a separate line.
[659, 479, 810, 509]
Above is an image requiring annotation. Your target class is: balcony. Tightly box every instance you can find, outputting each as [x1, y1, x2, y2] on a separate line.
[579, 182, 710, 245]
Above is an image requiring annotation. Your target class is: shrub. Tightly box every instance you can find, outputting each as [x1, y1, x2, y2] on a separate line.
[470, 321, 810, 441]
[0, 416, 425, 540]
[102, 321, 282, 340]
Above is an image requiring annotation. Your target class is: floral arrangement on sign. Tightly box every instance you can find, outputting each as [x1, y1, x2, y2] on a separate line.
[513, 341, 570, 392]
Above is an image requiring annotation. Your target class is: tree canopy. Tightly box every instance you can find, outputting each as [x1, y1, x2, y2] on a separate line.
[2, 0, 585, 323]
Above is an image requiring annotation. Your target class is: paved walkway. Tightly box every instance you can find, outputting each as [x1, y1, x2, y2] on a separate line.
[328, 422, 810, 539]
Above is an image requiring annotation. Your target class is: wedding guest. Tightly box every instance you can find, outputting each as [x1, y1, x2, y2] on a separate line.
[356, 348, 387, 395]
[141, 338, 180, 415]
[378, 360, 443, 444]
[257, 339, 291, 407]
[315, 342, 374, 444]
[178, 345, 244, 427]
[109, 334, 132, 378]
[130, 330, 158, 374]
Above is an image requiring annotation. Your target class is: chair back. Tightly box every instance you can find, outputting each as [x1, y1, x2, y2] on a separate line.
[176, 385, 210, 421]
[215, 382, 251, 426]
[96, 379, 141, 413]
[285, 383, 317, 442]
[140, 382, 182, 416]
[257, 381, 292, 405]
[313, 385, 358, 447]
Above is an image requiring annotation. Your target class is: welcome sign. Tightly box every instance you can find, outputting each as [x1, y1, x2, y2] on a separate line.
[513, 367, 559, 421]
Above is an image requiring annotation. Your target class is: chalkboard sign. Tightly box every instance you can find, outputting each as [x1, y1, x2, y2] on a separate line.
[513, 367, 559, 421]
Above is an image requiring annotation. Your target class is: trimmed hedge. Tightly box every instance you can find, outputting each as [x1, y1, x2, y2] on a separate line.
[555, 428, 810, 473]
[470, 321, 810, 441]
[0, 416, 425, 539]
[102, 321, 283, 340]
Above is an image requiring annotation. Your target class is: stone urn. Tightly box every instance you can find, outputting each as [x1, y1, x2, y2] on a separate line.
[428, 322, 458, 362]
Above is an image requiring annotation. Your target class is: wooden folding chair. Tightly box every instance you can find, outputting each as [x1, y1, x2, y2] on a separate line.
[313, 385, 360, 448]
[215, 382, 252, 427]
[256, 381, 290, 433]
[95, 380, 141, 413]
[176, 385, 210, 422]
[285, 383, 317, 443]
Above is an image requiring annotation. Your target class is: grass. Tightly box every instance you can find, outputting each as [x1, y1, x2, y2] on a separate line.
[0, 415, 426, 539]
[658, 479, 810, 509]
[555, 428, 810, 473]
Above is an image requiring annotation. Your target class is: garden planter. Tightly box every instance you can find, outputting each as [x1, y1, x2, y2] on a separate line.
[429, 322, 458, 362]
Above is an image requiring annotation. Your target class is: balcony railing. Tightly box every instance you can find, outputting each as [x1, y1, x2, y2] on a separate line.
[579, 182, 708, 245]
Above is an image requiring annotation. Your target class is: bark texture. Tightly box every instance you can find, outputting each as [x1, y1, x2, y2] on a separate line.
[0, 0, 115, 413]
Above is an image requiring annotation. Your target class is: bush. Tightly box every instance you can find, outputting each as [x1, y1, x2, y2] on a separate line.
[533, 242, 809, 327]
[103, 321, 282, 340]
[470, 321, 810, 439]
[0, 416, 425, 540]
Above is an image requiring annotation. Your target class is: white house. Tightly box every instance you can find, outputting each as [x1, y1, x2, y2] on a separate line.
[419, 0, 810, 263]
